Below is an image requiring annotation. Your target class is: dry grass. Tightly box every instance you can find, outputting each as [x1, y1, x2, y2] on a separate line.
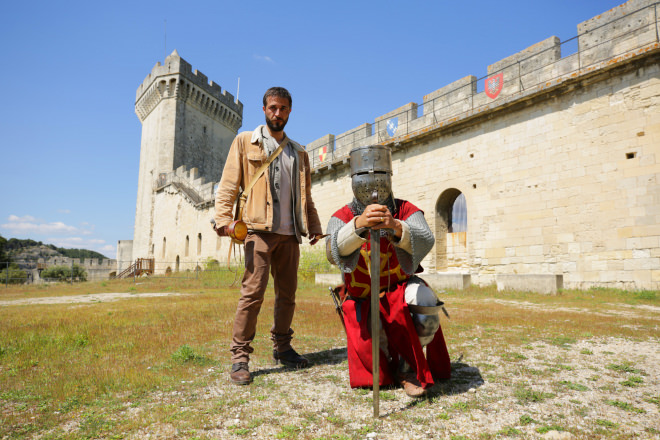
[0, 276, 658, 439]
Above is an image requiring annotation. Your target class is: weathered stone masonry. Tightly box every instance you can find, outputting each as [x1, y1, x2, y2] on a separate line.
[307, 0, 660, 290]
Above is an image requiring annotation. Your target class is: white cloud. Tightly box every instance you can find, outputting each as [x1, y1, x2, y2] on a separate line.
[8, 214, 37, 222]
[2, 220, 77, 234]
[1, 215, 91, 235]
[253, 54, 275, 64]
[58, 209, 71, 214]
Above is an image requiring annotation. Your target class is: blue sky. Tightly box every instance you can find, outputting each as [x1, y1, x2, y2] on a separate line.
[0, 0, 624, 259]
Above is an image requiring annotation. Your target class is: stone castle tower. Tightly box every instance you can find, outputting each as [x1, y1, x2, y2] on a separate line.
[118, 50, 243, 269]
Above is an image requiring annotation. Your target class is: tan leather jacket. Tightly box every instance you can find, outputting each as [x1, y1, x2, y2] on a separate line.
[214, 130, 322, 241]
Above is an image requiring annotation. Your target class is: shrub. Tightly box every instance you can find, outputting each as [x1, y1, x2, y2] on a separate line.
[299, 246, 337, 273]
[41, 264, 87, 282]
[0, 263, 28, 284]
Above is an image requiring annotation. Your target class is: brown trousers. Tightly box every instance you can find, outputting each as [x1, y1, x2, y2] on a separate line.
[230, 232, 300, 363]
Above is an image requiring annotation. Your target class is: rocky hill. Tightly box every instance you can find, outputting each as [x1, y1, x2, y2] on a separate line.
[2, 238, 108, 262]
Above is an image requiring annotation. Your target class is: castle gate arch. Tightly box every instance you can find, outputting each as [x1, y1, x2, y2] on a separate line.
[434, 188, 467, 271]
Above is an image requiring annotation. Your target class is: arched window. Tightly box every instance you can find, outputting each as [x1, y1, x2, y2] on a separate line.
[185, 235, 190, 257]
[450, 193, 467, 233]
[197, 233, 202, 256]
[435, 188, 468, 270]
[162, 237, 166, 259]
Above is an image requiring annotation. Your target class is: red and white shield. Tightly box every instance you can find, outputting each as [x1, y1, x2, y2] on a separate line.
[485, 73, 503, 99]
[318, 145, 327, 162]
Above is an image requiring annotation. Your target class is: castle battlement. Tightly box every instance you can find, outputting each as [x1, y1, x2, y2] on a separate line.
[38, 257, 117, 269]
[135, 50, 243, 131]
[307, 0, 660, 171]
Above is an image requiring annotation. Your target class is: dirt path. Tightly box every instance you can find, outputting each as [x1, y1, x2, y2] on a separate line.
[0, 292, 188, 306]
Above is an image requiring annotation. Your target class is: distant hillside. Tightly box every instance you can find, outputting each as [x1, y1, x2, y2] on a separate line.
[2, 237, 109, 262]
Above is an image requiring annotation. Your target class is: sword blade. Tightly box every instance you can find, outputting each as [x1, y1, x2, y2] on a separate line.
[370, 228, 380, 418]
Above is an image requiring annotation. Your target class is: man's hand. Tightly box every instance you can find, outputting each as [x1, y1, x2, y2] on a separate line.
[214, 225, 229, 237]
[355, 204, 402, 238]
[308, 233, 327, 245]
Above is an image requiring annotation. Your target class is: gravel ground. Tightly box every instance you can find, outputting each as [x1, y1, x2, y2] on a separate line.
[4, 294, 659, 439]
[170, 336, 657, 440]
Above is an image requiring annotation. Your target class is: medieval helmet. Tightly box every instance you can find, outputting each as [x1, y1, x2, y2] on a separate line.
[405, 278, 442, 346]
[349, 145, 393, 205]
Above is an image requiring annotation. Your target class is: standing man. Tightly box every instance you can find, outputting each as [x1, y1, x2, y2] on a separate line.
[214, 87, 324, 385]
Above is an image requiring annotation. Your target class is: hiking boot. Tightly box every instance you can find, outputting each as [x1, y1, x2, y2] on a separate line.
[273, 348, 309, 369]
[230, 362, 251, 385]
[398, 372, 427, 398]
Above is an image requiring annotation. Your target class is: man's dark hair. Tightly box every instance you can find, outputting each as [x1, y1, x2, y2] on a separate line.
[263, 87, 292, 108]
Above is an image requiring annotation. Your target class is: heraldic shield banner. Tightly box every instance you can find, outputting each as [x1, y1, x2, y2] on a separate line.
[318, 145, 328, 163]
[485, 73, 503, 99]
[386, 117, 398, 137]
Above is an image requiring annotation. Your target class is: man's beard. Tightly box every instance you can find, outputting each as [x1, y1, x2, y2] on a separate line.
[266, 115, 287, 133]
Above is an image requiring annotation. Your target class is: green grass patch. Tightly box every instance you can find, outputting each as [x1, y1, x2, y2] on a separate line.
[519, 414, 537, 425]
[549, 336, 576, 348]
[501, 352, 528, 362]
[606, 399, 646, 414]
[558, 380, 589, 391]
[276, 424, 302, 439]
[498, 426, 521, 436]
[514, 385, 555, 404]
[595, 419, 619, 429]
[606, 362, 644, 375]
[171, 344, 208, 364]
[620, 375, 644, 387]
[536, 425, 564, 434]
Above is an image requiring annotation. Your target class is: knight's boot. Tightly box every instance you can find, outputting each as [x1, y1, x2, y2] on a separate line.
[397, 360, 426, 398]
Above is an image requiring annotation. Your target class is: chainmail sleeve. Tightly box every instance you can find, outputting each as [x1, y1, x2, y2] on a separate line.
[393, 210, 435, 275]
[326, 216, 361, 274]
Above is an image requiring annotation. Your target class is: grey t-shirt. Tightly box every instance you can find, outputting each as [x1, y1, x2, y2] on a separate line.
[259, 126, 295, 236]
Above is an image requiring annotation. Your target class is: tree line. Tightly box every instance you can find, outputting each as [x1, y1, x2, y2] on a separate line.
[1, 235, 89, 284]
[3, 237, 107, 260]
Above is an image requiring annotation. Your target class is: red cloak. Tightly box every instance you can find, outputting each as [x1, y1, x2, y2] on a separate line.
[333, 200, 451, 388]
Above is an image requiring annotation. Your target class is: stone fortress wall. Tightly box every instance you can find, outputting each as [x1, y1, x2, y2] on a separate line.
[21, 257, 118, 282]
[306, 0, 660, 290]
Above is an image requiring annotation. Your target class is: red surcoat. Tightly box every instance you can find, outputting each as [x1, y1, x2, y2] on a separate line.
[332, 200, 451, 389]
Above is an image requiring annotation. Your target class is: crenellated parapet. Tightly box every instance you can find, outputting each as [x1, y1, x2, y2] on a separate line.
[135, 50, 243, 132]
[39, 257, 117, 269]
[307, 0, 660, 172]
